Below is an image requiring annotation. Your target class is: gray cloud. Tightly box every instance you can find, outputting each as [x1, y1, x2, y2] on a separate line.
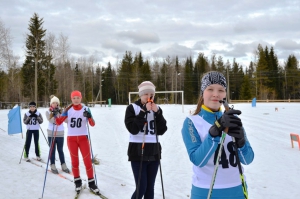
[70, 46, 89, 55]
[153, 43, 195, 59]
[193, 41, 209, 50]
[117, 30, 160, 44]
[275, 39, 300, 50]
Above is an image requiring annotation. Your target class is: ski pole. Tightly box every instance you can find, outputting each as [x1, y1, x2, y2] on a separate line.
[207, 98, 229, 199]
[40, 127, 50, 146]
[222, 100, 248, 199]
[86, 116, 98, 185]
[19, 130, 28, 164]
[41, 122, 58, 198]
[136, 118, 147, 199]
[154, 111, 165, 199]
[149, 96, 165, 199]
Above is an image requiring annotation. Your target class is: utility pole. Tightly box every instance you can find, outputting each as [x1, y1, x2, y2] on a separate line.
[175, 71, 177, 104]
[95, 65, 105, 102]
[35, 38, 38, 104]
[100, 67, 102, 102]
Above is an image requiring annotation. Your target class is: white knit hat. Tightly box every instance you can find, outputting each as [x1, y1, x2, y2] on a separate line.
[50, 95, 60, 105]
[138, 81, 155, 97]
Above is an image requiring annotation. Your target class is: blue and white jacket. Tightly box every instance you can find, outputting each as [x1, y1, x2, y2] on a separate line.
[181, 105, 254, 199]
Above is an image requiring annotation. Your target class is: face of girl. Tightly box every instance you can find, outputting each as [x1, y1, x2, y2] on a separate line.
[140, 93, 154, 104]
[51, 102, 58, 108]
[203, 84, 226, 111]
[29, 105, 36, 112]
[71, 96, 81, 105]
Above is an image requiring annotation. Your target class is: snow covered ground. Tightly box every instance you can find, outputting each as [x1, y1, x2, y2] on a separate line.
[0, 103, 300, 199]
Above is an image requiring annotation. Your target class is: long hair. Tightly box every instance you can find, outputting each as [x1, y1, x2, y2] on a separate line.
[193, 95, 204, 115]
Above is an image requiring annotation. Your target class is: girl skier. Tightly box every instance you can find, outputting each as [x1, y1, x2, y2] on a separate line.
[55, 90, 100, 194]
[45, 95, 70, 174]
[23, 101, 43, 161]
[181, 71, 254, 199]
[125, 81, 167, 199]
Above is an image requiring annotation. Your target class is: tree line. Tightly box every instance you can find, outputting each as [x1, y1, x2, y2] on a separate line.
[0, 13, 299, 107]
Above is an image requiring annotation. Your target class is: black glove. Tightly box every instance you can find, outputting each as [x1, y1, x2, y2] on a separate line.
[52, 108, 60, 116]
[235, 137, 245, 148]
[30, 113, 38, 118]
[83, 110, 92, 118]
[209, 109, 242, 137]
[228, 126, 246, 148]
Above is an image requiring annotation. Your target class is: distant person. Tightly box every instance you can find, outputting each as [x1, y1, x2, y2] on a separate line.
[45, 95, 70, 174]
[181, 71, 254, 199]
[124, 81, 168, 199]
[55, 90, 100, 195]
[23, 101, 43, 161]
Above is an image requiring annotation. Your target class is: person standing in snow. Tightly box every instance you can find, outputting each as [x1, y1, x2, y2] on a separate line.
[55, 90, 100, 194]
[23, 101, 43, 161]
[181, 71, 254, 199]
[125, 81, 168, 199]
[45, 95, 70, 174]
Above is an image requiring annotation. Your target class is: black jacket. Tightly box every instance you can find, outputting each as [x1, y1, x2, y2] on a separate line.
[125, 99, 167, 161]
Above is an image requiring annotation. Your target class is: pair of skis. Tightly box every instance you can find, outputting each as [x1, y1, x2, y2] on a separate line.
[27, 158, 74, 182]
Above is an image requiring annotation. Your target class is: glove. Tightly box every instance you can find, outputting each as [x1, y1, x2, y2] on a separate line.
[229, 126, 246, 148]
[209, 109, 242, 137]
[83, 110, 92, 118]
[52, 108, 60, 116]
[235, 137, 245, 148]
[30, 113, 38, 118]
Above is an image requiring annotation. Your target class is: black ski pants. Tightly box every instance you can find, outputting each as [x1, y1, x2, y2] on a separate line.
[131, 161, 160, 199]
[24, 130, 40, 158]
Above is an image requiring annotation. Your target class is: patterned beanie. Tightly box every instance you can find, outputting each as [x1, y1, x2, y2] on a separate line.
[71, 90, 82, 99]
[50, 95, 60, 105]
[138, 81, 155, 97]
[201, 71, 227, 94]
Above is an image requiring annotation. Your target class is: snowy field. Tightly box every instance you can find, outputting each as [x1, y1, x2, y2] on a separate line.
[0, 103, 300, 199]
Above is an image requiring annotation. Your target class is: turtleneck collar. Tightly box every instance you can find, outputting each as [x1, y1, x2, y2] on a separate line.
[73, 104, 82, 110]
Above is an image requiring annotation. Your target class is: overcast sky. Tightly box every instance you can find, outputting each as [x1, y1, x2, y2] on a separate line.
[1, 0, 300, 68]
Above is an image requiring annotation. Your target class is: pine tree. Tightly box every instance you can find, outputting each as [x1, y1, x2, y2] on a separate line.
[102, 62, 116, 103]
[118, 51, 133, 104]
[194, 53, 209, 98]
[285, 55, 299, 99]
[21, 13, 48, 103]
[248, 61, 256, 98]
[269, 47, 281, 99]
[184, 57, 194, 104]
[256, 44, 269, 99]
[240, 75, 252, 100]
[216, 56, 226, 74]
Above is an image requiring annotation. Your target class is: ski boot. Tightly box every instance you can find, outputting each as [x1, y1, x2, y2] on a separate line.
[74, 177, 82, 193]
[88, 178, 100, 194]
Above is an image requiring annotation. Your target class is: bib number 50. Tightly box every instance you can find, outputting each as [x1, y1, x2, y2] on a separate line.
[70, 118, 82, 128]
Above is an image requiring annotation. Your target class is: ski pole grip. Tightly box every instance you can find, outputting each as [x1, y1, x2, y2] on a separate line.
[221, 98, 230, 133]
